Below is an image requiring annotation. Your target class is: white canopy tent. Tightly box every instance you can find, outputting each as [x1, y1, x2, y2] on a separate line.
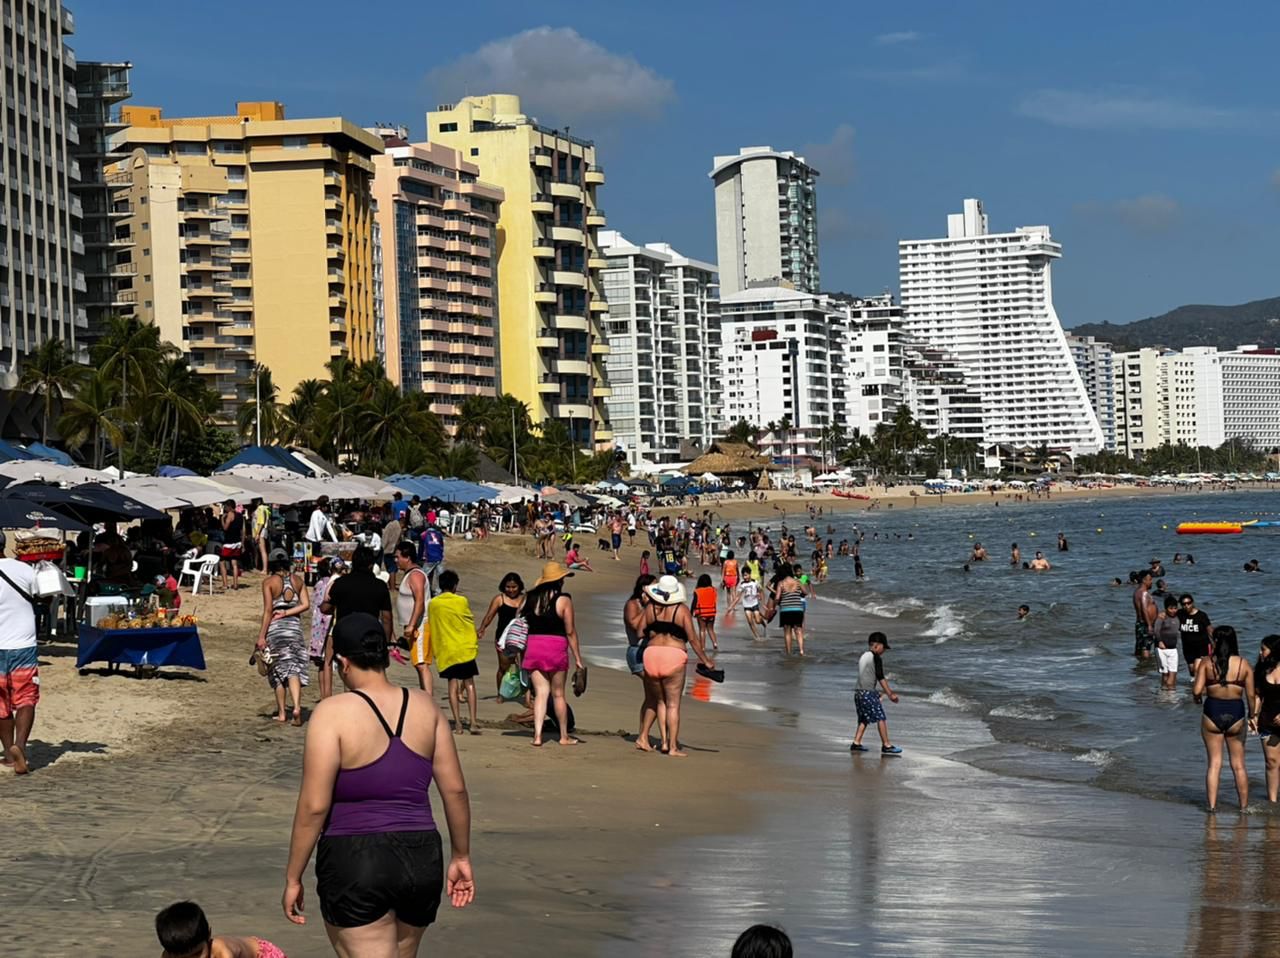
[0, 461, 111, 485]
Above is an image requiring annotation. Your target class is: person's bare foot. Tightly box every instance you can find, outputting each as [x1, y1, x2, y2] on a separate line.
[8, 744, 28, 774]
[635, 740, 653, 752]
[272, 713, 287, 723]
[668, 748, 688, 757]
[291, 709, 303, 727]
[530, 739, 543, 747]
[559, 737, 581, 746]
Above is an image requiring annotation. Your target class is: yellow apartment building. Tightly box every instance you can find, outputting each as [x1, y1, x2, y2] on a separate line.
[111, 101, 383, 418]
[370, 133, 503, 433]
[427, 94, 612, 448]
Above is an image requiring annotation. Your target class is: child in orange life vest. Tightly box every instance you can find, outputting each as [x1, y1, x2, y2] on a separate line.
[692, 573, 719, 651]
[721, 551, 739, 598]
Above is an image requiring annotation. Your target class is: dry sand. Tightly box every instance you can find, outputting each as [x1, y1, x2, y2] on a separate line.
[0, 533, 795, 956]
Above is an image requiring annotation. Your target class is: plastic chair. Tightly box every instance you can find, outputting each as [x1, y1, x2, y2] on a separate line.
[178, 554, 220, 596]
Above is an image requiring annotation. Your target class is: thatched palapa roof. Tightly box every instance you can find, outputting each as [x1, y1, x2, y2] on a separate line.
[683, 441, 778, 477]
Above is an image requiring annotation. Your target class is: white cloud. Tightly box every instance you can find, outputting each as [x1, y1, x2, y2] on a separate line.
[875, 31, 921, 46]
[1075, 194, 1181, 233]
[426, 27, 674, 124]
[1018, 88, 1274, 131]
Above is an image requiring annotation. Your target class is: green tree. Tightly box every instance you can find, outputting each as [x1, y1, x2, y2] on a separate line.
[236, 364, 283, 444]
[18, 337, 84, 445]
[149, 355, 208, 464]
[722, 419, 760, 447]
[58, 369, 123, 469]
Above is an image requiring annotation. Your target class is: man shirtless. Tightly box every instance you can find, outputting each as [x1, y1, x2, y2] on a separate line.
[1132, 569, 1157, 660]
[1029, 551, 1051, 571]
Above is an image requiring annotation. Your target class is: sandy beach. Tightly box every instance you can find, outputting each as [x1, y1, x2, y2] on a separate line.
[0, 533, 795, 956]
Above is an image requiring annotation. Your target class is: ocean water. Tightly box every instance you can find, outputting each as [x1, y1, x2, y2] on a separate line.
[580, 489, 1280, 957]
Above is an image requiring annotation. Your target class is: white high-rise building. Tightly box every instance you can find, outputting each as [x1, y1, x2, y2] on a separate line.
[711, 147, 819, 297]
[902, 343, 985, 444]
[719, 286, 844, 461]
[0, 1, 86, 379]
[1066, 334, 1117, 451]
[598, 230, 720, 466]
[1221, 346, 1280, 450]
[1164, 347, 1224, 449]
[1113, 347, 1168, 458]
[844, 294, 907, 438]
[1113, 346, 1228, 457]
[899, 199, 1104, 461]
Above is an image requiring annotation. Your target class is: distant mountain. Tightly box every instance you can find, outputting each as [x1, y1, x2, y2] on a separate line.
[1070, 296, 1280, 351]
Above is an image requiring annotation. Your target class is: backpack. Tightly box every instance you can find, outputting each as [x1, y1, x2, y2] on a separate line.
[408, 504, 424, 530]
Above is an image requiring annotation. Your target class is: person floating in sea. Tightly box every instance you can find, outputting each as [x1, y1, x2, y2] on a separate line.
[1057, 532, 1069, 552]
[1010, 542, 1021, 567]
[1132, 569, 1157, 661]
[1017, 605, 1030, 621]
[1243, 559, 1263, 573]
[971, 542, 988, 562]
[850, 632, 900, 755]
[1029, 551, 1051, 571]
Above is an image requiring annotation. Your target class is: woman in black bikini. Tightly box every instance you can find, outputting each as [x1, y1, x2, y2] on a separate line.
[1252, 634, 1280, 804]
[1192, 626, 1255, 811]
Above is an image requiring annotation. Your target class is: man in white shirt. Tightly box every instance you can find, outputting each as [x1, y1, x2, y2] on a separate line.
[306, 495, 338, 545]
[0, 532, 39, 774]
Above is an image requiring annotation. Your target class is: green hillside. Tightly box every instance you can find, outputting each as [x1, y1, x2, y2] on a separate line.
[1070, 296, 1280, 350]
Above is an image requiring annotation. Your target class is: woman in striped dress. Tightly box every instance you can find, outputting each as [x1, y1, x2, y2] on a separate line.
[257, 548, 311, 726]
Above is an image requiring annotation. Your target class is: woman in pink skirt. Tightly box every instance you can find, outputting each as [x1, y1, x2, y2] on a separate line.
[520, 562, 584, 747]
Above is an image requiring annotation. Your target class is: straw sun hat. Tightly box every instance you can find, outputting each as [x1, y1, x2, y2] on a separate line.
[534, 561, 575, 587]
[644, 574, 687, 606]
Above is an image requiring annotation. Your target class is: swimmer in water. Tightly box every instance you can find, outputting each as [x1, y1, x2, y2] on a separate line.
[1017, 604, 1030, 620]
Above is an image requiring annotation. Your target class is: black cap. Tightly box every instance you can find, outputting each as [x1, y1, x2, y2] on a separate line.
[333, 613, 387, 658]
[869, 631, 890, 650]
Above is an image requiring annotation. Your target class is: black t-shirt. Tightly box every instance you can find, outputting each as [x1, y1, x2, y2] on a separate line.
[326, 571, 391, 621]
[1178, 609, 1212, 660]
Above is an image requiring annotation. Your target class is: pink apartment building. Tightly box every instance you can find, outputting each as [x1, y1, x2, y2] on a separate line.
[371, 132, 504, 431]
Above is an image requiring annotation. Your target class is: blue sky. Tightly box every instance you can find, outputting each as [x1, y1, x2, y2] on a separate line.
[73, 1, 1280, 326]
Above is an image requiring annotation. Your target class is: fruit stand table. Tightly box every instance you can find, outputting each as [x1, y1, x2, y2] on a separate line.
[76, 625, 206, 674]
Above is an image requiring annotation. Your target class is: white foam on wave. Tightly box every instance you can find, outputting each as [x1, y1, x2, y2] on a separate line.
[814, 593, 921, 619]
[923, 604, 964, 641]
[927, 688, 981, 711]
[1072, 749, 1113, 767]
[988, 702, 1059, 722]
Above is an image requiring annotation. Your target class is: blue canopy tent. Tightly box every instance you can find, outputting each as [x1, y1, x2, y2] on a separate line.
[385, 475, 497, 503]
[158, 464, 199, 478]
[215, 445, 319, 476]
[0, 439, 35, 462]
[25, 443, 74, 466]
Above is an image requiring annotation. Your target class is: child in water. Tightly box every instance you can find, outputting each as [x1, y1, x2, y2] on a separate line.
[156, 901, 286, 958]
[692, 573, 719, 651]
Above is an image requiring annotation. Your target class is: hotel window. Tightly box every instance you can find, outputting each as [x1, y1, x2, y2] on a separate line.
[283, 136, 308, 149]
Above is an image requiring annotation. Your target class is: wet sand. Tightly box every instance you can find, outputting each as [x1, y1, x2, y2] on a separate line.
[0, 536, 797, 956]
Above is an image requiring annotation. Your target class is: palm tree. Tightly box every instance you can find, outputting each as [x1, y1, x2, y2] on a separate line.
[723, 419, 760, 447]
[352, 359, 388, 402]
[281, 378, 326, 448]
[317, 378, 362, 465]
[434, 442, 480, 481]
[454, 395, 496, 445]
[358, 380, 404, 467]
[94, 315, 173, 467]
[236, 364, 283, 444]
[18, 337, 84, 445]
[58, 370, 123, 469]
[150, 356, 208, 463]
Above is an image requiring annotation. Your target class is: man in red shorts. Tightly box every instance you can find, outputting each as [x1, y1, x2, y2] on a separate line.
[0, 531, 39, 774]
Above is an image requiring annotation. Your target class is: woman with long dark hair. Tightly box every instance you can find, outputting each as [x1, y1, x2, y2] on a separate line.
[257, 548, 310, 726]
[521, 562, 583, 747]
[476, 572, 525, 702]
[1193, 625, 1255, 811]
[1252, 634, 1280, 803]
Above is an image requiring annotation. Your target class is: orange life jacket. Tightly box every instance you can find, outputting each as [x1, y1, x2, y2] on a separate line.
[694, 586, 717, 617]
[722, 559, 738, 580]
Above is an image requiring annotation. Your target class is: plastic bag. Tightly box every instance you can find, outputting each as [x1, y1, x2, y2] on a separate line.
[499, 664, 525, 701]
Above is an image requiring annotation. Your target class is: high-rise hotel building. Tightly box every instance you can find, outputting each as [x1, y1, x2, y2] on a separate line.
[1066, 333, 1117, 451]
[711, 146, 819, 297]
[899, 199, 1104, 460]
[0, 0, 85, 380]
[111, 101, 382, 419]
[598, 230, 720, 465]
[428, 95, 610, 448]
[370, 132, 503, 433]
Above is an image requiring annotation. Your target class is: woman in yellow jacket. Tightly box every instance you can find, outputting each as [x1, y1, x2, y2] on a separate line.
[428, 569, 480, 734]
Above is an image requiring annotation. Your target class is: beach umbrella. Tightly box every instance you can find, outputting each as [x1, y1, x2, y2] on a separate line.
[0, 499, 89, 532]
[540, 485, 560, 497]
[0, 461, 109, 485]
[4, 482, 168, 522]
[158, 465, 199, 478]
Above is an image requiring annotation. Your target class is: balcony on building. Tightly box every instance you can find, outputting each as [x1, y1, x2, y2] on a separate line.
[586, 208, 606, 227]
[584, 165, 605, 186]
[531, 193, 554, 214]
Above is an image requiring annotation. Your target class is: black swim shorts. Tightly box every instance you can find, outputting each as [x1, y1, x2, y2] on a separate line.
[779, 611, 805, 628]
[317, 829, 443, 928]
[439, 659, 480, 681]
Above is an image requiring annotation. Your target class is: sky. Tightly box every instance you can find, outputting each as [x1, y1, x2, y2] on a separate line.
[73, 1, 1280, 327]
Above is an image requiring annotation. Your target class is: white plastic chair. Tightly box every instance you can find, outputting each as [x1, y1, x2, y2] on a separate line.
[178, 554, 220, 596]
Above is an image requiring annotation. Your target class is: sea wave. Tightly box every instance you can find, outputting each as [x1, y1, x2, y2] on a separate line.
[924, 604, 964, 640]
[1072, 749, 1113, 767]
[814, 593, 924, 619]
[927, 688, 982, 711]
[989, 702, 1059, 722]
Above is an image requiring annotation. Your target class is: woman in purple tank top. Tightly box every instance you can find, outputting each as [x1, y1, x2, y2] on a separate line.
[283, 613, 475, 955]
